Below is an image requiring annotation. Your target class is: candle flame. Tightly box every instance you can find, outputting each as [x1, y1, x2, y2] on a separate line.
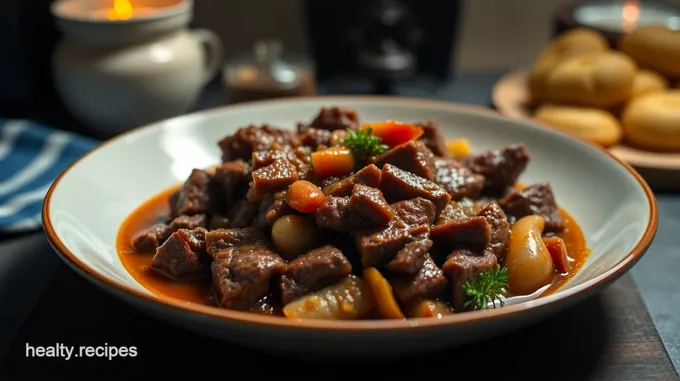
[622, 0, 640, 32]
[107, 0, 134, 20]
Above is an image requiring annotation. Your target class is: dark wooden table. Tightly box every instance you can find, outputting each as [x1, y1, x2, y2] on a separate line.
[0, 71, 678, 380]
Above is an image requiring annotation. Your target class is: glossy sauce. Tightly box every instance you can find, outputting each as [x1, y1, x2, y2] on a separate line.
[117, 185, 590, 308]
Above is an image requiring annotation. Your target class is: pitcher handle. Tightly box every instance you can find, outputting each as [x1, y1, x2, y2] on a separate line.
[191, 28, 224, 86]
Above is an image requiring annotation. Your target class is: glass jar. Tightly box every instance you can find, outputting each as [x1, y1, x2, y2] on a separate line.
[223, 39, 316, 104]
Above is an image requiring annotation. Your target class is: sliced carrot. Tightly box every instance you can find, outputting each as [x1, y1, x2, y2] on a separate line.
[285, 180, 325, 213]
[361, 121, 424, 148]
[311, 147, 355, 178]
[543, 236, 571, 274]
[362, 267, 404, 319]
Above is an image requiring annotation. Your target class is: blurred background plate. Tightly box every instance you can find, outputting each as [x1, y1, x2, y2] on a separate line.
[492, 69, 680, 191]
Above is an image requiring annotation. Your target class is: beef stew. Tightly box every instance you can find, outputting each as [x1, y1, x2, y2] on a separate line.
[117, 106, 589, 320]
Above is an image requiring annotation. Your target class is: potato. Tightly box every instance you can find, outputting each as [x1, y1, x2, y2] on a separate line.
[282, 275, 375, 320]
[621, 90, 680, 152]
[529, 28, 608, 102]
[407, 299, 453, 319]
[506, 215, 554, 295]
[533, 104, 623, 147]
[271, 215, 319, 259]
[630, 69, 669, 98]
[619, 25, 680, 77]
[543, 51, 637, 108]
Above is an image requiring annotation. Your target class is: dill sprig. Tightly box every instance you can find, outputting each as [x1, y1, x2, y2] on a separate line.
[342, 127, 389, 161]
[462, 264, 509, 310]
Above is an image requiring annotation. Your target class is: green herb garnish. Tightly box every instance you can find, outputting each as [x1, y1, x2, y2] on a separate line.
[342, 127, 389, 161]
[462, 264, 509, 310]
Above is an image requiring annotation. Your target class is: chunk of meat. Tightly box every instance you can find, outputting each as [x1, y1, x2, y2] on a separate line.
[477, 201, 511, 261]
[433, 158, 485, 200]
[373, 140, 437, 181]
[279, 245, 352, 305]
[251, 158, 299, 196]
[390, 197, 436, 227]
[436, 199, 480, 225]
[151, 228, 209, 279]
[386, 238, 433, 274]
[224, 199, 258, 228]
[379, 164, 451, 217]
[442, 249, 498, 310]
[354, 218, 427, 267]
[322, 164, 381, 197]
[309, 106, 359, 131]
[252, 146, 314, 181]
[314, 196, 363, 233]
[299, 128, 331, 148]
[212, 159, 250, 208]
[170, 169, 223, 218]
[349, 184, 394, 225]
[254, 191, 295, 229]
[499, 182, 564, 232]
[218, 124, 299, 162]
[430, 216, 491, 253]
[329, 130, 347, 147]
[415, 119, 448, 157]
[211, 246, 285, 310]
[132, 214, 208, 252]
[389, 255, 448, 303]
[205, 227, 270, 257]
[460, 144, 530, 191]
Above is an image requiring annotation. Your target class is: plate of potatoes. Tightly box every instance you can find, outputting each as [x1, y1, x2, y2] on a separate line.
[493, 26, 680, 189]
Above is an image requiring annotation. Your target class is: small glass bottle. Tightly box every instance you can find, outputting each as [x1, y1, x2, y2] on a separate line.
[223, 39, 316, 104]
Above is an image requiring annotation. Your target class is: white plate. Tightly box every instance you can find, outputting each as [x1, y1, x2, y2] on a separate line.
[43, 96, 658, 359]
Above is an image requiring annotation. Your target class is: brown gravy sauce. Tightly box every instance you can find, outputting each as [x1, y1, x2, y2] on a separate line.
[117, 185, 590, 308]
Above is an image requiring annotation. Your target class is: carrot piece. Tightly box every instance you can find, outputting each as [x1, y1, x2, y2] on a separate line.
[446, 138, 471, 157]
[362, 267, 405, 319]
[543, 236, 571, 274]
[285, 180, 325, 213]
[311, 147, 355, 178]
[361, 121, 424, 148]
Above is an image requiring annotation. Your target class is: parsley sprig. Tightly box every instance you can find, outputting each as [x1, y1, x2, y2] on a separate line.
[462, 264, 509, 310]
[342, 127, 388, 162]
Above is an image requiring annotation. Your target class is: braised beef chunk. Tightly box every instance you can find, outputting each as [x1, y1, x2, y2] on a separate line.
[415, 119, 448, 157]
[477, 202, 511, 261]
[373, 140, 437, 181]
[349, 184, 394, 225]
[252, 147, 314, 181]
[132, 223, 168, 252]
[279, 245, 352, 305]
[386, 238, 433, 274]
[499, 182, 564, 232]
[436, 199, 481, 225]
[434, 158, 485, 200]
[213, 160, 250, 208]
[170, 169, 222, 218]
[329, 130, 347, 147]
[251, 158, 298, 196]
[211, 246, 285, 310]
[379, 164, 451, 216]
[218, 124, 299, 162]
[205, 227, 270, 257]
[151, 228, 209, 279]
[430, 216, 491, 253]
[322, 164, 381, 196]
[390, 255, 448, 303]
[225, 199, 258, 228]
[460, 144, 530, 191]
[315, 196, 361, 233]
[309, 106, 359, 131]
[354, 218, 425, 267]
[442, 249, 498, 310]
[299, 128, 331, 148]
[253, 191, 294, 229]
[390, 198, 436, 227]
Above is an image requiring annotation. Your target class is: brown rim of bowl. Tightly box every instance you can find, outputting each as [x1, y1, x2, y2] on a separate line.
[42, 95, 659, 331]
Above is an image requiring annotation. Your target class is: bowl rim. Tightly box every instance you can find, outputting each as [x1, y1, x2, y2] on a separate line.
[42, 95, 659, 331]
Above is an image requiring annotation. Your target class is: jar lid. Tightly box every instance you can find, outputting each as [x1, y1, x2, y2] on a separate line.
[225, 40, 302, 90]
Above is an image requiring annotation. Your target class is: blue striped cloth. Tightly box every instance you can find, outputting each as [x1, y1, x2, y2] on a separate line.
[0, 119, 99, 233]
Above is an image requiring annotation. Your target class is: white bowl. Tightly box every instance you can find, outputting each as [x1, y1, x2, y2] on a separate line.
[42, 96, 658, 359]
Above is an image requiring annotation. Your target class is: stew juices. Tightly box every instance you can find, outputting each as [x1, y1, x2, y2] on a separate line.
[117, 107, 589, 320]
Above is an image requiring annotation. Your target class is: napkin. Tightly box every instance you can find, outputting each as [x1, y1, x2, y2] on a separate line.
[0, 119, 98, 233]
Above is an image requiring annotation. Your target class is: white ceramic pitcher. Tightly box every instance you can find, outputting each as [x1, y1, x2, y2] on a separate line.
[51, 0, 223, 137]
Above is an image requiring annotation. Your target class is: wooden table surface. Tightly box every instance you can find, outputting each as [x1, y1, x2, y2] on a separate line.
[1, 264, 677, 381]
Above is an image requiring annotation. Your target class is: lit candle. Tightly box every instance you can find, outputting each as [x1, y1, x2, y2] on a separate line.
[89, 0, 159, 21]
[573, 0, 680, 34]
